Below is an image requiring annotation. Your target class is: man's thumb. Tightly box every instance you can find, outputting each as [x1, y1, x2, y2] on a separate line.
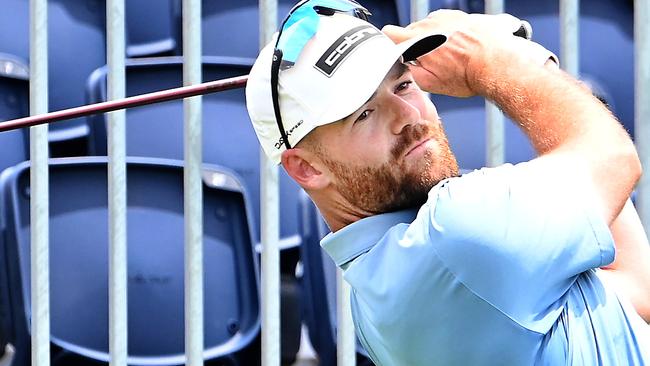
[382, 24, 415, 44]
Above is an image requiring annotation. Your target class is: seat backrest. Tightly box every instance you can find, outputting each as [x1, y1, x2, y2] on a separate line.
[0, 157, 260, 365]
[0, 0, 186, 155]
[0, 0, 107, 153]
[86, 56, 303, 247]
[179, 0, 400, 58]
[0, 54, 29, 173]
[298, 192, 374, 366]
[126, 0, 179, 57]
[0, 57, 29, 351]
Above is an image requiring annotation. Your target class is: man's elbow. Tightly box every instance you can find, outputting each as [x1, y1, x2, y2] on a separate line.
[616, 142, 642, 189]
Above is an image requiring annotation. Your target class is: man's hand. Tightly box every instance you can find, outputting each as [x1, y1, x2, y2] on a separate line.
[385, 9, 640, 226]
[382, 10, 557, 97]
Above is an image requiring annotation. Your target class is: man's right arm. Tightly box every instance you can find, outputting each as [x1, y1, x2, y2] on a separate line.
[384, 10, 641, 225]
[469, 42, 640, 225]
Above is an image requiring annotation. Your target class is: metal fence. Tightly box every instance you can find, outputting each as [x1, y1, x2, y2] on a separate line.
[16, 0, 650, 365]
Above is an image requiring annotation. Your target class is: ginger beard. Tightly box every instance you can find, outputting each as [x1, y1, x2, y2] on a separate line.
[319, 119, 459, 214]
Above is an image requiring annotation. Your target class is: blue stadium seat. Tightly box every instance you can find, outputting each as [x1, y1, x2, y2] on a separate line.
[86, 57, 304, 362]
[0, 157, 260, 365]
[179, 0, 400, 58]
[86, 56, 303, 251]
[0, 53, 30, 171]
[0, 0, 107, 155]
[298, 192, 374, 366]
[126, 0, 179, 57]
[174, 0, 295, 58]
[0, 52, 29, 366]
[0, 0, 183, 155]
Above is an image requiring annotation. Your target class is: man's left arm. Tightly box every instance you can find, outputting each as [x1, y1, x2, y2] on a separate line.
[599, 199, 650, 322]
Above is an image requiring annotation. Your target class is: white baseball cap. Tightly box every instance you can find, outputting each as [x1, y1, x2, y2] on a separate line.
[245, 12, 446, 164]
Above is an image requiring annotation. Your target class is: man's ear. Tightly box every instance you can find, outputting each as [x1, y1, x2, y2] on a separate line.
[281, 148, 330, 190]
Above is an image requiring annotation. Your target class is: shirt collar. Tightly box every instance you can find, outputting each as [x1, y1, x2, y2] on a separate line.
[321, 209, 418, 267]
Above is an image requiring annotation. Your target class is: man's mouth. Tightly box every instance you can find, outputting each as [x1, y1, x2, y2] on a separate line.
[405, 137, 433, 157]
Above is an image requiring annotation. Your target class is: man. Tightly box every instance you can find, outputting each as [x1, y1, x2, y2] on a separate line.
[246, 1, 650, 364]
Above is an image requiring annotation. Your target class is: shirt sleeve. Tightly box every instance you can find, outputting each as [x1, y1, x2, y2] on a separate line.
[420, 162, 615, 333]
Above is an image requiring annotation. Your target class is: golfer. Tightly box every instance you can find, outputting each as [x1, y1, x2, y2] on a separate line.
[246, 1, 650, 364]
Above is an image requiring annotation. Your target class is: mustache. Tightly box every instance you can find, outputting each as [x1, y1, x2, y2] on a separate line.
[391, 123, 431, 160]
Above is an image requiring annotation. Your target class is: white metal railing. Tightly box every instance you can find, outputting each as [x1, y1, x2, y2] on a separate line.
[182, 0, 204, 365]
[560, 0, 579, 77]
[485, 0, 505, 167]
[635, 0, 649, 230]
[29, 0, 50, 364]
[20, 1, 648, 366]
[259, 1, 282, 365]
[106, 0, 127, 365]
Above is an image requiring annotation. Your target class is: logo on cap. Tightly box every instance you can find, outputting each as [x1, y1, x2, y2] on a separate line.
[315, 25, 380, 77]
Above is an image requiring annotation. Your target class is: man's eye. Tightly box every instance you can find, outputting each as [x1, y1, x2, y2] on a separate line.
[355, 110, 372, 123]
[396, 80, 413, 92]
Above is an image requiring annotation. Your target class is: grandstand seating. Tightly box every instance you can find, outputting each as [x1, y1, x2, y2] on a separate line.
[0, 0, 106, 155]
[86, 57, 304, 363]
[126, 0, 179, 57]
[0, 54, 30, 172]
[298, 192, 375, 366]
[0, 0, 186, 156]
[0, 157, 261, 365]
[0, 53, 29, 366]
[182, 0, 400, 58]
[86, 56, 303, 249]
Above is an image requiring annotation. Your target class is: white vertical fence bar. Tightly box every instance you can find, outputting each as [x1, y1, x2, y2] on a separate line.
[182, 0, 204, 365]
[259, 1, 281, 365]
[485, 0, 505, 167]
[336, 270, 355, 366]
[410, 0, 429, 21]
[29, 0, 50, 365]
[635, 0, 650, 230]
[106, 0, 127, 364]
[560, 0, 579, 77]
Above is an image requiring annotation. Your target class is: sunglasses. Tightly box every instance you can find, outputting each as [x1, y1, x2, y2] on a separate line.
[271, 0, 371, 150]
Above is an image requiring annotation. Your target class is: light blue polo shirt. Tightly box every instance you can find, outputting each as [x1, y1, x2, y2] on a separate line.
[321, 163, 650, 365]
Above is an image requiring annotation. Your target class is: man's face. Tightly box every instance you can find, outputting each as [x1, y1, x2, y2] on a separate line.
[308, 62, 459, 214]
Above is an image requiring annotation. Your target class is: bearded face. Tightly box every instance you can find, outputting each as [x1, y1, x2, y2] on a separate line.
[315, 119, 459, 214]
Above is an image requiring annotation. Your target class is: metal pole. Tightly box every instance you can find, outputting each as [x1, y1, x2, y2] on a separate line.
[560, 0, 579, 77]
[635, 0, 650, 230]
[485, 0, 505, 167]
[410, 0, 429, 21]
[259, 0, 281, 365]
[182, 0, 204, 365]
[337, 270, 355, 366]
[29, 0, 50, 365]
[106, 0, 127, 365]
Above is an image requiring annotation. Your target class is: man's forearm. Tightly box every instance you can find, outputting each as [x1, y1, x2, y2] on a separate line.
[468, 44, 640, 223]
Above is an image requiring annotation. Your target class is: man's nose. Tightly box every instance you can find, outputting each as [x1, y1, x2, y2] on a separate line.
[387, 95, 420, 135]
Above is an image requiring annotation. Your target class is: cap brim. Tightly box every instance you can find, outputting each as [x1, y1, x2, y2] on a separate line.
[400, 33, 447, 62]
[316, 32, 446, 126]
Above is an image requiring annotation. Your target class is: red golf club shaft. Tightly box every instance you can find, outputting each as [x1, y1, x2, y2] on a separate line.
[0, 75, 248, 133]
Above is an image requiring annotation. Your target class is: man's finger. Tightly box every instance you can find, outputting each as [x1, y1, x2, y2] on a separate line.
[382, 24, 417, 44]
